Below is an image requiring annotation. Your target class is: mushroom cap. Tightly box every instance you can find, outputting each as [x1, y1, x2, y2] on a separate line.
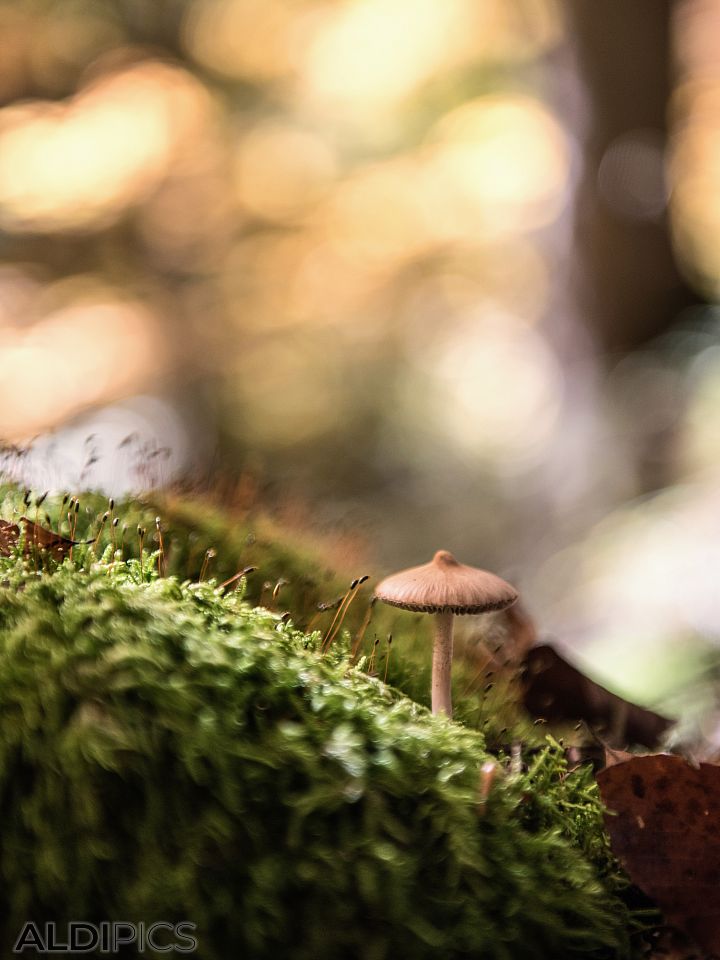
[375, 550, 518, 615]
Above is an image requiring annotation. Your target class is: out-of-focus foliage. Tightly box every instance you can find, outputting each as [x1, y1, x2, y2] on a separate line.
[4, 0, 720, 735]
[0, 552, 639, 959]
[0, 0, 574, 572]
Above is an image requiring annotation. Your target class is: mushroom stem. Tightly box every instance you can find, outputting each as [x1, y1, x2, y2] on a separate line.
[432, 611, 454, 717]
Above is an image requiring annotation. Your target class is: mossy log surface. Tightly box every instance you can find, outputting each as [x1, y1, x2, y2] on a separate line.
[0, 487, 643, 958]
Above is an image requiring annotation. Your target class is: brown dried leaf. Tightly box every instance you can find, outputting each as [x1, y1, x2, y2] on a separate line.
[602, 744, 637, 769]
[598, 753, 720, 955]
[0, 519, 20, 556]
[647, 925, 707, 960]
[522, 643, 672, 749]
[20, 517, 91, 561]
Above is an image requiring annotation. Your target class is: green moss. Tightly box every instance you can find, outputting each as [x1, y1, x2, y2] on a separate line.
[0, 550, 638, 959]
[0, 485, 348, 627]
[0, 485, 530, 741]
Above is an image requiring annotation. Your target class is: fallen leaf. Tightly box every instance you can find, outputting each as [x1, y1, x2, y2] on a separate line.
[20, 517, 92, 560]
[598, 753, 720, 955]
[521, 643, 672, 749]
[602, 744, 637, 769]
[647, 925, 706, 960]
[0, 519, 20, 556]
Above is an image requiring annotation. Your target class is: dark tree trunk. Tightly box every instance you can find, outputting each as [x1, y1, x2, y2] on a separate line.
[565, 0, 697, 351]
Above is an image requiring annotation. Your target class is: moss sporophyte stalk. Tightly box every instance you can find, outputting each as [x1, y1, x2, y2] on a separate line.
[0, 487, 644, 958]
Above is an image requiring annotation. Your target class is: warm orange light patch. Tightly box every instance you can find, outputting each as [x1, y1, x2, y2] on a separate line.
[297, 0, 561, 127]
[0, 61, 212, 232]
[233, 121, 337, 221]
[424, 94, 571, 239]
[0, 296, 164, 438]
[184, 0, 304, 82]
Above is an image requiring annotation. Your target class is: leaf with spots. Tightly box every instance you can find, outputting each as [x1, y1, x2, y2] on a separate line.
[598, 753, 720, 955]
[0, 519, 19, 557]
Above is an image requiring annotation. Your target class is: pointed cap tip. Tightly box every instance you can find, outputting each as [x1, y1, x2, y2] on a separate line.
[432, 549, 458, 566]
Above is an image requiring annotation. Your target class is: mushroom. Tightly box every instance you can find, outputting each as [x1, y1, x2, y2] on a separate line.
[374, 550, 518, 718]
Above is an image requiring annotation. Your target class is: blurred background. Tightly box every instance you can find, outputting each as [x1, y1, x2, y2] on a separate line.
[1, 0, 720, 711]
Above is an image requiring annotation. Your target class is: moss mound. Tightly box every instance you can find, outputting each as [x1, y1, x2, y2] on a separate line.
[0, 556, 635, 959]
[0, 485, 530, 737]
[0, 484, 350, 627]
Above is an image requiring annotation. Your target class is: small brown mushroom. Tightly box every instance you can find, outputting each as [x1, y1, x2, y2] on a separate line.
[375, 550, 518, 717]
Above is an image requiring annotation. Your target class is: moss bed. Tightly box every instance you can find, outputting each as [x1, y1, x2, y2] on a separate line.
[0, 490, 642, 958]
